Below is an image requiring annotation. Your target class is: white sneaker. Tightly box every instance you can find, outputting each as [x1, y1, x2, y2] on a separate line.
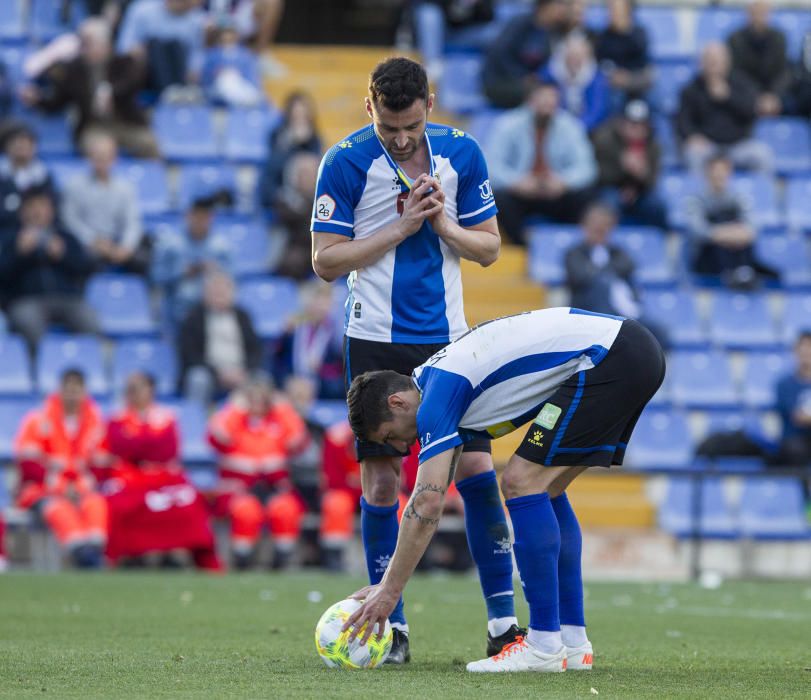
[466, 637, 567, 673]
[565, 642, 593, 670]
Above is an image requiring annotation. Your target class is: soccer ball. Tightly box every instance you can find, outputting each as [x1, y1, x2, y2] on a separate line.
[314, 598, 392, 669]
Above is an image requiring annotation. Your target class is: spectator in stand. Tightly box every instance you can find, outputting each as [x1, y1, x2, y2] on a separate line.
[100, 371, 222, 570]
[258, 91, 322, 211]
[61, 131, 148, 275]
[482, 0, 570, 108]
[271, 280, 343, 399]
[486, 79, 597, 243]
[179, 270, 264, 405]
[271, 152, 321, 279]
[207, 377, 309, 569]
[540, 32, 610, 132]
[592, 99, 667, 230]
[201, 17, 263, 107]
[409, 0, 495, 82]
[151, 196, 233, 324]
[728, 0, 788, 118]
[595, 0, 652, 106]
[684, 154, 777, 288]
[20, 17, 159, 158]
[0, 188, 98, 354]
[787, 30, 811, 117]
[775, 331, 811, 466]
[677, 42, 773, 175]
[204, 0, 285, 55]
[0, 59, 13, 120]
[0, 123, 55, 232]
[14, 369, 108, 568]
[116, 0, 206, 96]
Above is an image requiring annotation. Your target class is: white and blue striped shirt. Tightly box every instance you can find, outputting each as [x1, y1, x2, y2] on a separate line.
[413, 308, 624, 462]
[311, 123, 497, 344]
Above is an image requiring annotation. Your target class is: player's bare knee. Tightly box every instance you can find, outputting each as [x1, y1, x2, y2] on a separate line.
[455, 451, 494, 481]
[361, 458, 401, 506]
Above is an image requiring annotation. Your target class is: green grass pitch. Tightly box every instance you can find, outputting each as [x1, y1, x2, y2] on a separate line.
[0, 572, 809, 698]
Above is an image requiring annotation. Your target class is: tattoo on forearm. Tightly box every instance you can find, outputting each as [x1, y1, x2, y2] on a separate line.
[403, 483, 445, 525]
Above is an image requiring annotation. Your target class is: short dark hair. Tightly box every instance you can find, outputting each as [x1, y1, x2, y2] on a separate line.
[706, 152, 732, 170]
[369, 57, 429, 112]
[581, 200, 618, 223]
[347, 370, 414, 441]
[60, 368, 86, 386]
[20, 185, 54, 208]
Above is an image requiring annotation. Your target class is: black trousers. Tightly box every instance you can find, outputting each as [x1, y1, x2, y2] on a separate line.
[495, 187, 596, 245]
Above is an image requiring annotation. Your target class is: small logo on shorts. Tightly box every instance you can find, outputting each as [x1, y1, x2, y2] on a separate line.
[535, 403, 562, 430]
[528, 430, 544, 447]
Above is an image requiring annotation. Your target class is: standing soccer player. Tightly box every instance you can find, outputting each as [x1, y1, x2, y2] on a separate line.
[311, 57, 518, 663]
[343, 309, 666, 671]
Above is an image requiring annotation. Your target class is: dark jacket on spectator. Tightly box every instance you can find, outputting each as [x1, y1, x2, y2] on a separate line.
[565, 241, 637, 315]
[595, 24, 649, 71]
[0, 159, 55, 233]
[728, 25, 789, 94]
[258, 125, 321, 211]
[676, 73, 759, 145]
[35, 54, 148, 139]
[0, 226, 94, 301]
[592, 118, 661, 192]
[178, 303, 263, 382]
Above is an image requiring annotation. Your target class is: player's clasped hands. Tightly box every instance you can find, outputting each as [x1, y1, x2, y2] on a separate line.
[341, 583, 399, 646]
[399, 174, 445, 237]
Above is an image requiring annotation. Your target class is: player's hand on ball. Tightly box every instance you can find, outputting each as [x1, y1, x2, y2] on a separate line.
[342, 584, 399, 646]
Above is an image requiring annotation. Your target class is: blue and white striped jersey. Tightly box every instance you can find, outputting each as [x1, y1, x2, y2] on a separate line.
[412, 308, 625, 462]
[311, 123, 497, 344]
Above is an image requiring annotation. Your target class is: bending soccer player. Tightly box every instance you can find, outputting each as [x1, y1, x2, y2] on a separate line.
[343, 308, 665, 672]
[312, 57, 517, 663]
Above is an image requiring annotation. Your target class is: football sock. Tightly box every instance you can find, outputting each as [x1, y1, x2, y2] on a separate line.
[551, 492, 586, 629]
[457, 471, 517, 636]
[360, 497, 406, 629]
[561, 624, 588, 648]
[506, 493, 561, 651]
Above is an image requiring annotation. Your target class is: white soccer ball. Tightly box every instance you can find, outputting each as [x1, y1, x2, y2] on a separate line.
[314, 598, 392, 669]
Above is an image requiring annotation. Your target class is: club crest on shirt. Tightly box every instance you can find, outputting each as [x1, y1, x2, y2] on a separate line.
[479, 179, 493, 200]
[316, 194, 335, 221]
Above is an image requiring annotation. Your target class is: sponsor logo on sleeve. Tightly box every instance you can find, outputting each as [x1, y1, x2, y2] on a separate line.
[316, 194, 336, 221]
[479, 179, 493, 201]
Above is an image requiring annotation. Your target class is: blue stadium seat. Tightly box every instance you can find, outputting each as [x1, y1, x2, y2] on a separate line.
[0, 335, 33, 395]
[754, 119, 811, 175]
[0, 45, 32, 85]
[772, 10, 811, 60]
[740, 477, 809, 539]
[694, 7, 744, 46]
[46, 157, 86, 189]
[730, 174, 781, 229]
[237, 277, 301, 338]
[741, 350, 793, 408]
[112, 339, 178, 397]
[642, 289, 706, 347]
[669, 350, 737, 408]
[440, 54, 486, 114]
[222, 107, 277, 163]
[309, 400, 348, 429]
[30, 0, 83, 41]
[652, 114, 681, 169]
[0, 397, 38, 461]
[708, 292, 780, 349]
[26, 113, 74, 157]
[154, 105, 218, 161]
[36, 335, 108, 396]
[166, 399, 214, 464]
[221, 219, 270, 278]
[624, 408, 693, 471]
[612, 227, 674, 286]
[658, 171, 698, 229]
[659, 477, 739, 538]
[691, 455, 765, 474]
[649, 61, 694, 115]
[0, 0, 25, 40]
[526, 224, 581, 286]
[85, 274, 156, 337]
[638, 7, 693, 60]
[465, 109, 504, 151]
[785, 177, 811, 231]
[176, 163, 238, 210]
[782, 293, 811, 342]
[114, 160, 170, 216]
[754, 231, 811, 288]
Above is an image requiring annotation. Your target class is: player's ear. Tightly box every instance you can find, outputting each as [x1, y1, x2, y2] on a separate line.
[364, 97, 373, 120]
[388, 392, 406, 412]
[427, 94, 434, 114]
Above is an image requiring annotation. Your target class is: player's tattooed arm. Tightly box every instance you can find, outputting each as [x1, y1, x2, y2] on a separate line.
[403, 483, 446, 525]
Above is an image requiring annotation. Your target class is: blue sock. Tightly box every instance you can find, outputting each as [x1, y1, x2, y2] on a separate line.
[506, 492, 561, 632]
[360, 496, 406, 628]
[551, 492, 585, 628]
[456, 471, 516, 628]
